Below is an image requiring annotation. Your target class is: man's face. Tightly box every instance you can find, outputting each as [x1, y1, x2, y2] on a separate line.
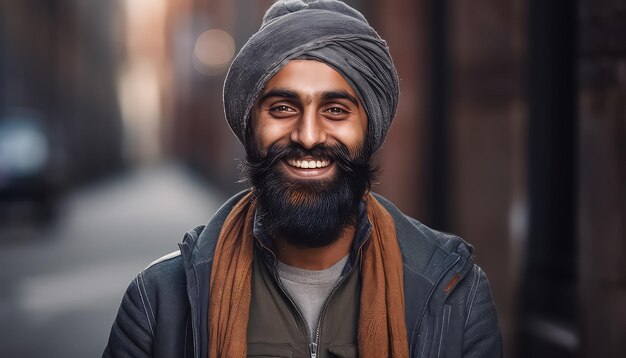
[244, 60, 373, 248]
[251, 60, 368, 179]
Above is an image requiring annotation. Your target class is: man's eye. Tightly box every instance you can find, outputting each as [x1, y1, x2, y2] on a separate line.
[325, 107, 345, 114]
[270, 105, 293, 112]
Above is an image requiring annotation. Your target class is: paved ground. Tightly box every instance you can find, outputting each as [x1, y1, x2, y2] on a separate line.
[0, 163, 227, 357]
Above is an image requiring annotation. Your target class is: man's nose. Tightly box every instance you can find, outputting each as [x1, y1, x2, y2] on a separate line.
[290, 110, 326, 149]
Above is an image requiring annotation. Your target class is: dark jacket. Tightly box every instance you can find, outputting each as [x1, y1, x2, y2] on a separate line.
[103, 191, 502, 357]
[247, 242, 362, 358]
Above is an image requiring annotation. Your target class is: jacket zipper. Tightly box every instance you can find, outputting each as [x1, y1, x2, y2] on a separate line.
[257, 241, 313, 346]
[273, 264, 319, 357]
[259, 235, 369, 358]
[310, 274, 345, 358]
[310, 233, 369, 358]
[309, 342, 318, 358]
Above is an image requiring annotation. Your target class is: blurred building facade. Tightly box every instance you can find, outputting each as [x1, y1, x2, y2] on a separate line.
[1, 0, 624, 357]
[0, 0, 125, 187]
[577, 0, 625, 356]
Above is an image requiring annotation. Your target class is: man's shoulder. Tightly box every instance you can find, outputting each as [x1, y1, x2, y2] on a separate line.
[146, 250, 182, 269]
[372, 193, 475, 280]
[372, 192, 473, 253]
[138, 249, 187, 291]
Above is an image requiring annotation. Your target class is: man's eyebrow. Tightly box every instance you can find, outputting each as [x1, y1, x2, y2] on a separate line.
[321, 90, 359, 107]
[257, 88, 299, 104]
[257, 88, 360, 107]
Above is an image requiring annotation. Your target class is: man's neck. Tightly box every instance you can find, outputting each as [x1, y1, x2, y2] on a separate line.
[275, 225, 356, 270]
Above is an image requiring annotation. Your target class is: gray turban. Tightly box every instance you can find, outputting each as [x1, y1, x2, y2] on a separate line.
[223, 0, 399, 153]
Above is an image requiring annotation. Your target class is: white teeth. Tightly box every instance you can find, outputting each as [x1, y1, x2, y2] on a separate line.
[286, 159, 330, 169]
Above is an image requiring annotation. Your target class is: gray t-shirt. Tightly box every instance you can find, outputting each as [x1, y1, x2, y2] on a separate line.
[276, 255, 349, 342]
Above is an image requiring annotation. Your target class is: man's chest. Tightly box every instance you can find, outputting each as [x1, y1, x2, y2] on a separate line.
[246, 253, 360, 358]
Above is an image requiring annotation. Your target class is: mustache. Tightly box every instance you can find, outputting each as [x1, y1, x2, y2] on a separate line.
[245, 142, 373, 179]
[243, 141, 374, 248]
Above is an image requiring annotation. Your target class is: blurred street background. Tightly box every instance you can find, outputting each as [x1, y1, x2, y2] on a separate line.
[0, 164, 224, 357]
[0, 0, 623, 357]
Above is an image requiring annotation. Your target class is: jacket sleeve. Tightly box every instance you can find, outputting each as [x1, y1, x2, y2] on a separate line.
[462, 265, 503, 358]
[103, 274, 154, 358]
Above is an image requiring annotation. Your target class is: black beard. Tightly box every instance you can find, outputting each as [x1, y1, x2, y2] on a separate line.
[241, 141, 376, 248]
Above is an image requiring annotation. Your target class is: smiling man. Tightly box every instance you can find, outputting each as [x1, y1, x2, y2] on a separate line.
[104, 1, 502, 357]
[246, 60, 370, 256]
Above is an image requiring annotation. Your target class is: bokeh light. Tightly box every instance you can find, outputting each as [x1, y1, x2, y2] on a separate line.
[193, 29, 236, 74]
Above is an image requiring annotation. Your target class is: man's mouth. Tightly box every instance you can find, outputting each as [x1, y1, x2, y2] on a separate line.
[286, 159, 330, 169]
[282, 157, 335, 179]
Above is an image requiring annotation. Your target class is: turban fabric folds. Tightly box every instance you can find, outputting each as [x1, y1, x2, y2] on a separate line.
[223, 0, 400, 153]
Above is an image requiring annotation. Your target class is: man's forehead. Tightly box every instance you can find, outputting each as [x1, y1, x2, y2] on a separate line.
[259, 60, 361, 102]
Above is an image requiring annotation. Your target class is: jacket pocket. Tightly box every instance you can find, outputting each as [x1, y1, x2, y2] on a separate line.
[436, 305, 452, 357]
[247, 342, 293, 358]
[328, 344, 357, 358]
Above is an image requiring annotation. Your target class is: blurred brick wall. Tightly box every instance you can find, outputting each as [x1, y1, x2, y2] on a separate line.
[447, 1, 526, 355]
[578, 0, 626, 356]
[372, 0, 429, 221]
[166, 0, 275, 191]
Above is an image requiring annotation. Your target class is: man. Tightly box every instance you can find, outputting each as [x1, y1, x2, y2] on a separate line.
[104, 1, 502, 357]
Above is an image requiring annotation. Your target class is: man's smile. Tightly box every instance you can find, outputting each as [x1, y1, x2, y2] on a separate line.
[282, 157, 335, 179]
[286, 158, 330, 169]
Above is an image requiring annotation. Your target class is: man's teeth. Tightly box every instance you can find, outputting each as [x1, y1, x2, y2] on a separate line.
[286, 159, 330, 169]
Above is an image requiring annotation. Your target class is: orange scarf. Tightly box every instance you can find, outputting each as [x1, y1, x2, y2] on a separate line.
[208, 192, 409, 357]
